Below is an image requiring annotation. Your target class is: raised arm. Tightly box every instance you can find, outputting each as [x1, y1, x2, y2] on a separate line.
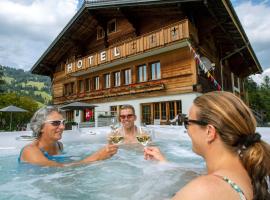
[21, 144, 118, 167]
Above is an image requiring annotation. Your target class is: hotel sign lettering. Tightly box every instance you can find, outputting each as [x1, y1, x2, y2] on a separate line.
[65, 20, 189, 75]
[66, 46, 122, 74]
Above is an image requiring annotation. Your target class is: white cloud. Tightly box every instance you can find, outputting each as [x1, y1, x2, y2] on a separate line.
[0, 0, 78, 70]
[250, 68, 270, 85]
[234, 1, 270, 70]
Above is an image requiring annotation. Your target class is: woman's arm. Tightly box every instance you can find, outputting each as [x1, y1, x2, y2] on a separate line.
[21, 144, 118, 167]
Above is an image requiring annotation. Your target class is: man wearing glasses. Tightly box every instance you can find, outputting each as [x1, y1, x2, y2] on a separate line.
[118, 104, 139, 144]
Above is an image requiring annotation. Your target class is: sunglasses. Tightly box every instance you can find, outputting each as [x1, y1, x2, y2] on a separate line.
[119, 114, 134, 120]
[184, 117, 208, 129]
[45, 119, 66, 126]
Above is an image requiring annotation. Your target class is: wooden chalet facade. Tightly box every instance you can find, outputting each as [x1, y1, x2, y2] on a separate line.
[31, 0, 262, 125]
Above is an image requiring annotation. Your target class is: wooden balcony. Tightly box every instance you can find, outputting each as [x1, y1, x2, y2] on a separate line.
[65, 19, 198, 76]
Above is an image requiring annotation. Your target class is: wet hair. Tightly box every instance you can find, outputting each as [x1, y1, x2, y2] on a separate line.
[30, 106, 65, 138]
[193, 91, 270, 200]
[119, 104, 135, 115]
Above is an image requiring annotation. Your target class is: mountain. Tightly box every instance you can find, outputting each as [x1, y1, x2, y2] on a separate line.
[1, 65, 52, 104]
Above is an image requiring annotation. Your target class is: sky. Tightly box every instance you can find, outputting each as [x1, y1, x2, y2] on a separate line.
[0, 0, 269, 83]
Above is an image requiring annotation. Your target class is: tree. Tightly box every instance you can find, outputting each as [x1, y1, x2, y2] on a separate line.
[0, 65, 5, 93]
[245, 75, 270, 124]
[0, 93, 40, 131]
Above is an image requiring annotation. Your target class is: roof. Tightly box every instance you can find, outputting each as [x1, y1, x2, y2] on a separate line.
[31, 0, 262, 77]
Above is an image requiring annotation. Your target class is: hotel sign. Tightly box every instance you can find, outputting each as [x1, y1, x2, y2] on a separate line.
[65, 20, 189, 75]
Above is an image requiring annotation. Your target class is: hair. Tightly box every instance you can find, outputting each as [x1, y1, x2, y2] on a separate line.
[193, 91, 270, 200]
[30, 106, 65, 138]
[119, 104, 135, 115]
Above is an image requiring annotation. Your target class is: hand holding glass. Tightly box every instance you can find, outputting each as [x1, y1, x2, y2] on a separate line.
[136, 126, 151, 146]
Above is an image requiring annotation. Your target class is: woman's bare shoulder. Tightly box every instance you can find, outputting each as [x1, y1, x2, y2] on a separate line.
[172, 175, 224, 200]
[22, 142, 43, 158]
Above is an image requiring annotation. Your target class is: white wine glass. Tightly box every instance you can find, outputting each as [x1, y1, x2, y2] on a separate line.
[108, 118, 123, 144]
[136, 126, 152, 147]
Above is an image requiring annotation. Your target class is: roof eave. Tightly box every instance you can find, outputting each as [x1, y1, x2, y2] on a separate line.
[85, 0, 202, 9]
[221, 0, 262, 74]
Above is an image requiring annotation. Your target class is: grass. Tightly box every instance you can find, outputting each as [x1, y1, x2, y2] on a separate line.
[26, 81, 46, 90]
[34, 91, 52, 103]
[2, 77, 14, 84]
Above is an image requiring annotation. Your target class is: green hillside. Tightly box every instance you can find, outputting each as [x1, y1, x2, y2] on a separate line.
[0, 65, 52, 105]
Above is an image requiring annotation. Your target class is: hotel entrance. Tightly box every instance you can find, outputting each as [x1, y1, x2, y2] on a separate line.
[141, 100, 182, 125]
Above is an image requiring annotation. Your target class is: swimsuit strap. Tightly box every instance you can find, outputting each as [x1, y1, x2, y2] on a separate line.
[18, 146, 26, 163]
[214, 175, 247, 200]
[56, 141, 63, 152]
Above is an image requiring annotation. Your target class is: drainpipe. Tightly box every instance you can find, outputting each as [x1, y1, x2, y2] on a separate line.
[219, 43, 249, 91]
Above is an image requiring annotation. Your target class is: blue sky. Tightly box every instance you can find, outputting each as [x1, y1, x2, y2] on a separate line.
[0, 0, 269, 83]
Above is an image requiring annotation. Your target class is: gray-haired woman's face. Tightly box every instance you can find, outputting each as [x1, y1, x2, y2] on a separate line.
[40, 111, 65, 141]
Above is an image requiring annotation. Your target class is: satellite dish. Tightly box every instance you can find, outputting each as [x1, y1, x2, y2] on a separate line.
[200, 57, 215, 71]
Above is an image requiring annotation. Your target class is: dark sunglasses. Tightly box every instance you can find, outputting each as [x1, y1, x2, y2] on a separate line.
[45, 119, 66, 126]
[119, 114, 134, 120]
[184, 117, 208, 129]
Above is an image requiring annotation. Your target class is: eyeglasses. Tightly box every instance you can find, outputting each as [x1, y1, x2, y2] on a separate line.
[45, 119, 66, 127]
[184, 118, 208, 129]
[119, 114, 134, 120]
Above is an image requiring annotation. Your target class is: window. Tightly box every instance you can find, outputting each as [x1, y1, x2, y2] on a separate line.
[124, 69, 131, 85]
[169, 102, 175, 120]
[114, 71, 121, 87]
[161, 102, 166, 120]
[97, 26, 105, 39]
[64, 82, 75, 96]
[110, 106, 117, 116]
[154, 103, 160, 119]
[70, 82, 74, 94]
[78, 80, 84, 93]
[107, 19, 116, 34]
[104, 73, 111, 89]
[138, 64, 147, 82]
[94, 76, 100, 90]
[176, 100, 182, 114]
[64, 84, 68, 96]
[85, 78, 90, 92]
[151, 62, 161, 80]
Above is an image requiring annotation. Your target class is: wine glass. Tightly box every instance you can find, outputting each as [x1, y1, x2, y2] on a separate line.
[108, 118, 124, 144]
[136, 126, 152, 147]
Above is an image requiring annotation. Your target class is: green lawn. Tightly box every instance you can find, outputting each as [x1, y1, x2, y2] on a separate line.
[34, 91, 52, 103]
[26, 81, 46, 90]
[3, 76, 14, 84]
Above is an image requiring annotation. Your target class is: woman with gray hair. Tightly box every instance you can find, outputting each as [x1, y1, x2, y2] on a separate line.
[18, 106, 118, 167]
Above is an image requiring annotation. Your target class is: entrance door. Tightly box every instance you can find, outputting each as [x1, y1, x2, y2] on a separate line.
[142, 104, 151, 125]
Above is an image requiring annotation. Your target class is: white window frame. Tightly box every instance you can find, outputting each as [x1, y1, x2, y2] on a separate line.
[114, 71, 121, 87]
[104, 73, 111, 88]
[138, 65, 147, 82]
[124, 69, 131, 85]
[94, 76, 100, 90]
[151, 62, 161, 80]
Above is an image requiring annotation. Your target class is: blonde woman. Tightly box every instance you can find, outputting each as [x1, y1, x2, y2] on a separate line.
[144, 91, 270, 200]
